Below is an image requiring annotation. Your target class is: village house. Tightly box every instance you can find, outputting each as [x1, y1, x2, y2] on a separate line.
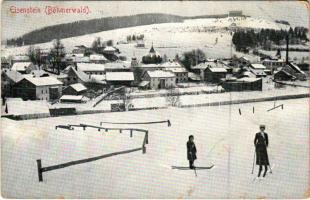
[62, 83, 87, 96]
[72, 45, 88, 54]
[11, 62, 36, 74]
[65, 53, 91, 64]
[262, 58, 286, 73]
[222, 77, 262, 91]
[64, 66, 106, 88]
[204, 67, 227, 83]
[1, 57, 10, 69]
[102, 46, 118, 55]
[75, 63, 105, 75]
[165, 68, 188, 83]
[1, 70, 24, 97]
[90, 54, 109, 64]
[11, 55, 30, 64]
[106, 72, 134, 87]
[273, 70, 297, 81]
[136, 40, 145, 48]
[281, 62, 307, 81]
[141, 70, 176, 89]
[13, 76, 63, 101]
[249, 63, 268, 77]
[192, 60, 227, 81]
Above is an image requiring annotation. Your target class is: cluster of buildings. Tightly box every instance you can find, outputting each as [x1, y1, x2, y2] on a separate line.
[1, 42, 307, 107]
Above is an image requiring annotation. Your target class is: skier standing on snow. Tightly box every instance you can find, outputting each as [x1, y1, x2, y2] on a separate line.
[254, 125, 270, 177]
[187, 135, 197, 169]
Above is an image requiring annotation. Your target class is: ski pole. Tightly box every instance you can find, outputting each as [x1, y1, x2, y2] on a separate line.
[251, 150, 256, 174]
[194, 167, 197, 177]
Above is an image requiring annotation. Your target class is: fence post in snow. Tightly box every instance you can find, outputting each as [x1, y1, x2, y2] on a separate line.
[146, 131, 149, 144]
[130, 130, 133, 137]
[36, 159, 43, 182]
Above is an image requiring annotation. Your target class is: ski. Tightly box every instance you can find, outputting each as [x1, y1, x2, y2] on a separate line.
[171, 165, 214, 170]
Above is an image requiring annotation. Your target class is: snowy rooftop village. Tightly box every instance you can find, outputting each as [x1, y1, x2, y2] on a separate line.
[1, 1, 309, 199]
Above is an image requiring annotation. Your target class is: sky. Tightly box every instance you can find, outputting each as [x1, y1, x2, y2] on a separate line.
[1, 1, 309, 40]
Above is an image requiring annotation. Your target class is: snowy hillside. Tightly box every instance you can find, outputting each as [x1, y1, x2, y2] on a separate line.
[2, 98, 309, 198]
[2, 16, 289, 61]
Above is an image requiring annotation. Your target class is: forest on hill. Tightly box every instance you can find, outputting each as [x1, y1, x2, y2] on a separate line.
[6, 13, 184, 46]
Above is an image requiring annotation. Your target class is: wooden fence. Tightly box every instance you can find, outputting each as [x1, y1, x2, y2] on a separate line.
[37, 124, 149, 182]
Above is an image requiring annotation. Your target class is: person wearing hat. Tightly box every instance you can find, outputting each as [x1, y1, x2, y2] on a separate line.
[187, 135, 197, 169]
[254, 125, 270, 177]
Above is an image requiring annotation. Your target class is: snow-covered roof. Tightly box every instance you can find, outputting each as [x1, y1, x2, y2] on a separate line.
[22, 76, 63, 86]
[165, 68, 187, 73]
[207, 67, 227, 73]
[237, 77, 262, 82]
[103, 46, 117, 51]
[262, 59, 285, 63]
[11, 62, 33, 71]
[3, 70, 23, 83]
[76, 63, 105, 72]
[192, 62, 223, 70]
[28, 70, 49, 77]
[138, 81, 150, 87]
[90, 74, 106, 81]
[140, 64, 163, 68]
[146, 70, 176, 78]
[188, 72, 201, 81]
[90, 54, 108, 61]
[161, 61, 182, 68]
[69, 83, 87, 92]
[274, 70, 296, 78]
[12, 55, 29, 61]
[5, 99, 50, 115]
[106, 72, 134, 81]
[288, 63, 305, 75]
[105, 62, 131, 69]
[60, 95, 84, 101]
[251, 64, 267, 70]
[249, 68, 267, 76]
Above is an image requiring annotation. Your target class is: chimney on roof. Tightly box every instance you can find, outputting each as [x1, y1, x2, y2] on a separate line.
[286, 34, 289, 64]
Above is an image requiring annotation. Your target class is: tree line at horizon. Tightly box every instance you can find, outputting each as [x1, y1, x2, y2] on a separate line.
[232, 27, 309, 53]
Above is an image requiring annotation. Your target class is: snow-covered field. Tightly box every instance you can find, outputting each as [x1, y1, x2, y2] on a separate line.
[2, 17, 289, 62]
[2, 98, 309, 198]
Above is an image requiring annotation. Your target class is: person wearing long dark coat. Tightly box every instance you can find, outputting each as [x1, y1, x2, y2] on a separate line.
[254, 125, 270, 177]
[187, 135, 197, 169]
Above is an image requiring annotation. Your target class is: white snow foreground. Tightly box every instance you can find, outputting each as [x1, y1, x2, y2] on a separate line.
[1, 98, 309, 198]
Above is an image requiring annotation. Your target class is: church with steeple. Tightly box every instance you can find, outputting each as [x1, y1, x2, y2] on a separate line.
[142, 43, 162, 64]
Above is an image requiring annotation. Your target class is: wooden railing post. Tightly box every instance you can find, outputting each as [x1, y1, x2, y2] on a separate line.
[130, 130, 133, 137]
[37, 159, 43, 182]
[146, 131, 149, 144]
[142, 145, 146, 154]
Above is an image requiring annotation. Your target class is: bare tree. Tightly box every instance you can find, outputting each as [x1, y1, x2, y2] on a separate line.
[49, 39, 65, 74]
[166, 87, 181, 107]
